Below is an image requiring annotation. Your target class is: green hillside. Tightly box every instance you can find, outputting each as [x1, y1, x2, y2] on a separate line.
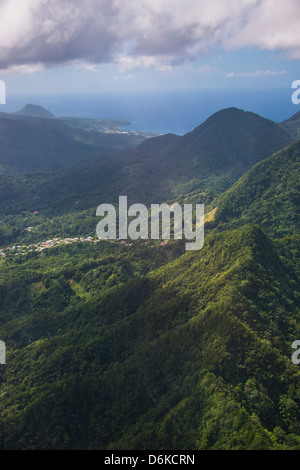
[0, 225, 298, 449]
[282, 110, 300, 140]
[214, 140, 300, 238]
[0, 106, 299, 450]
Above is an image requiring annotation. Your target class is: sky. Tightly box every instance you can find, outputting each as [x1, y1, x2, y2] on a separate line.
[0, 0, 300, 129]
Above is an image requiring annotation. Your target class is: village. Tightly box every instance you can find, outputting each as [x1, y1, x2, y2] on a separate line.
[0, 235, 168, 258]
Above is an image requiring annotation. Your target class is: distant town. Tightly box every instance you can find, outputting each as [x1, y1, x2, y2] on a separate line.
[0, 236, 168, 258]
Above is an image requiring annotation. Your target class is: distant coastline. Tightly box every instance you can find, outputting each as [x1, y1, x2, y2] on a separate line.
[3, 88, 297, 135]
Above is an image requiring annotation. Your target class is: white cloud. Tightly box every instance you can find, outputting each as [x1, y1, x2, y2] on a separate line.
[124, 74, 137, 80]
[225, 0, 300, 59]
[0, 0, 299, 72]
[196, 65, 222, 75]
[72, 62, 99, 72]
[226, 70, 287, 78]
[0, 63, 45, 75]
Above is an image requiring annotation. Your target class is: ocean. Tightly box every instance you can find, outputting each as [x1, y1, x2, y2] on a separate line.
[5, 88, 299, 135]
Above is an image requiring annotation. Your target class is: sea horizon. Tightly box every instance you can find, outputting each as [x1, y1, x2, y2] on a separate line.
[2, 87, 298, 135]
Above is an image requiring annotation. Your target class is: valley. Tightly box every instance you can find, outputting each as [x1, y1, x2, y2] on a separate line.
[0, 103, 299, 450]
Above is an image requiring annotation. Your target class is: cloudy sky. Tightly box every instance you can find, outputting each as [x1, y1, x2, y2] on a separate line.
[0, 0, 300, 108]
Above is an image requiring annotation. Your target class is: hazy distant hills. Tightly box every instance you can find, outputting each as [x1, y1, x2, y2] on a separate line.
[0, 105, 152, 172]
[0, 106, 297, 222]
[0, 114, 103, 172]
[0, 105, 299, 232]
[7, 107, 295, 213]
[73, 106, 296, 204]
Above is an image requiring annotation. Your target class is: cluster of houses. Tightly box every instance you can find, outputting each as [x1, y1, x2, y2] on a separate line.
[0, 236, 169, 258]
[0, 236, 92, 257]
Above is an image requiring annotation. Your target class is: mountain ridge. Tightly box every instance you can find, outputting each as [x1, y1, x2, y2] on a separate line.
[0, 224, 298, 449]
[213, 139, 300, 237]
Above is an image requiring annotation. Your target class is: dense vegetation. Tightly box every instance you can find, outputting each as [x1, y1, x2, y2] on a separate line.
[282, 110, 300, 140]
[0, 106, 299, 450]
[214, 140, 300, 238]
[0, 226, 298, 449]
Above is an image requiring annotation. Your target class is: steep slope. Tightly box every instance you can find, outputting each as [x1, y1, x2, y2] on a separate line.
[213, 140, 300, 238]
[281, 110, 300, 140]
[0, 225, 298, 449]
